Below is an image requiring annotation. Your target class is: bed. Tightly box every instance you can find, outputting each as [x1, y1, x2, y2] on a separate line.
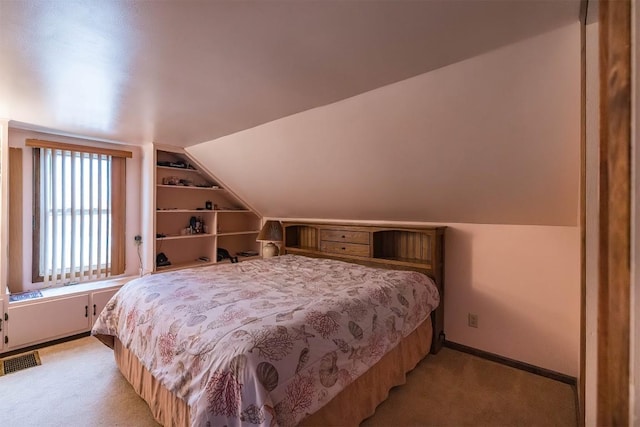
[93, 224, 445, 426]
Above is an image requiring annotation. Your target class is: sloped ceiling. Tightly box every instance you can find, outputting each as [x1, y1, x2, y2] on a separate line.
[188, 24, 581, 226]
[1, 0, 579, 146]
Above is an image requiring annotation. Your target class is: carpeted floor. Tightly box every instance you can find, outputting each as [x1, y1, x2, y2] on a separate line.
[0, 337, 576, 426]
[361, 347, 577, 426]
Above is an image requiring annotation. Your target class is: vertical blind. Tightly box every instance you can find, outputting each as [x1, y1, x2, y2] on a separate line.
[28, 139, 130, 286]
[40, 148, 112, 285]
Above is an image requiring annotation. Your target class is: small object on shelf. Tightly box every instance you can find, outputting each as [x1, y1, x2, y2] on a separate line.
[194, 183, 219, 189]
[217, 248, 238, 263]
[163, 176, 181, 185]
[188, 216, 206, 234]
[156, 252, 171, 267]
[205, 201, 213, 210]
[169, 161, 189, 169]
[237, 250, 259, 257]
[198, 256, 210, 262]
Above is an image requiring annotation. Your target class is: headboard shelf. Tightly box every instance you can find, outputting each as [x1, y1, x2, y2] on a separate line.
[372, 256, 433, 269]
[283, 221, 446, 353]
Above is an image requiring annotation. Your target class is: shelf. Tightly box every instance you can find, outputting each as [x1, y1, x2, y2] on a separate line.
[156, 233, 214, 241]
[157, 165, 200, 173]
[157, 209, 215, 213]
[157, 185, 224, 191]
[155, 254, 261, 273]
[156, 231, 260, 239]
[156, 209, 250, 213]
[155, 259, 214, 273]
[372, 256, 433, 269]
[217, 230, 260, 236]
[154, 148, 262, 273]
[217, 255, 262, 264]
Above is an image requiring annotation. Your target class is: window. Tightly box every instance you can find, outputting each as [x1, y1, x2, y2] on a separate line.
[28, 139, 131, 286]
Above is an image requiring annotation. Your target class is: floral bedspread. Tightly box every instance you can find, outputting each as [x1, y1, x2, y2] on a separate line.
[92, 254, 439, 426]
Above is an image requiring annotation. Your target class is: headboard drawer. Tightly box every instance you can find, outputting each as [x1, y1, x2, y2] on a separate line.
[320, 240, 370, 257]
[320, 229, 370, 245]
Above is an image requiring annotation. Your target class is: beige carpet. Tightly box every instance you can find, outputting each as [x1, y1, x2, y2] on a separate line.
[0, 337, 159, 427]
[0, 337, 576, 426]
[361, 347, 577, 426]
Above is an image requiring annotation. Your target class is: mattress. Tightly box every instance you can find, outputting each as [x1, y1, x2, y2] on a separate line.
[93, 255, 439, 426]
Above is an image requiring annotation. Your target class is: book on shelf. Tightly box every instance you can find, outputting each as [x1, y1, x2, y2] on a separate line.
[237, 250, 259, 257]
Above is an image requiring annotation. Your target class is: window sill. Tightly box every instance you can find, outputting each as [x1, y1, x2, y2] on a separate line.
[7, 275, 138, 306]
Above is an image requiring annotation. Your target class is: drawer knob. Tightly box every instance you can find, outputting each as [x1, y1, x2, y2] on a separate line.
[342, 247, 346, 250]
[341, 235, 346, 239]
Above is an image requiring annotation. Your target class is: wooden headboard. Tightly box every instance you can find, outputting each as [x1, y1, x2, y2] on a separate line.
[282, 221, 446, 353]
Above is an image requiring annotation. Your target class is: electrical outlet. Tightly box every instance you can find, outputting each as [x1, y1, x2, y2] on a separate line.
[468, 313, 478, 328]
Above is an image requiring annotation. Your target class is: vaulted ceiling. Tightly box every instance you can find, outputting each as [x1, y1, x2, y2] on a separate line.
[1, 0, 580, 146]
[188, 23, 581, 225]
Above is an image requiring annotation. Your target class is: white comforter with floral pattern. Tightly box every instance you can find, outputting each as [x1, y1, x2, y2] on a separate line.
[92, 254, 439, 426]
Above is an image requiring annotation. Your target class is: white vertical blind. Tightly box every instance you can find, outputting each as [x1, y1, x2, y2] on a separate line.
[39, 148, 112, 285]
[79, 152, 86, 280]
[69, 151, 77, 284]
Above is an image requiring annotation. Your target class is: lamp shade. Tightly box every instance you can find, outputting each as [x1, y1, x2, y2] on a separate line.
[256, 220, 283, 242]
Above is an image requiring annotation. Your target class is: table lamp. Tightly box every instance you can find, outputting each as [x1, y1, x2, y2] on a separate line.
[257, 220, 283, 258]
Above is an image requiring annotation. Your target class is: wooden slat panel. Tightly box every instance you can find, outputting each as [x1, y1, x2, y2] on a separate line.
[422, 234, 431, 263]
[301, 226, 314, 248]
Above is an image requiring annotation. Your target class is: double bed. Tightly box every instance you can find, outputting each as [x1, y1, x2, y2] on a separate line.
[93, 223, 445, 426]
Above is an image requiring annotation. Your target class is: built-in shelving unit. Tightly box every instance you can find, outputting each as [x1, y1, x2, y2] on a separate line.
[154, 148, 261, 272]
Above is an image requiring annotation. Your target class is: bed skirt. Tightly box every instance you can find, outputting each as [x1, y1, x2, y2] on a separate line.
[112, 316, 433, 426]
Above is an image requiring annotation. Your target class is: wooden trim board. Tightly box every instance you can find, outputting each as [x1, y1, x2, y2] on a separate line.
[445, 340, 577, 385]
[8, 148, 23, 292]
[25, 139, 132, 158]
[598, 0, 631, 424]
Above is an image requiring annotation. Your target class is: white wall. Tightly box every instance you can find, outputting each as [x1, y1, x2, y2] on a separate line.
[188, 23, 580, 227]
[7, 128, 143, 292]
[188, 23, 582, 376]
[443, 223, 580, 376]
